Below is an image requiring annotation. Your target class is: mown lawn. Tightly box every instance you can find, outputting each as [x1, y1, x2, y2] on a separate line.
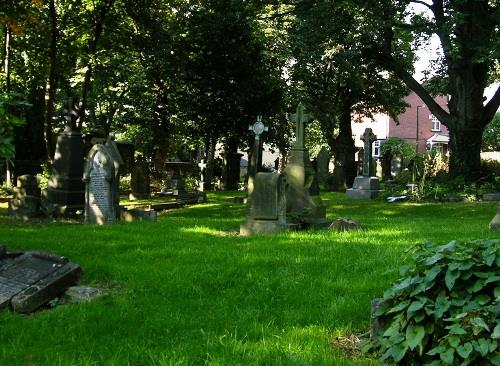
[0, 192, 498, 365]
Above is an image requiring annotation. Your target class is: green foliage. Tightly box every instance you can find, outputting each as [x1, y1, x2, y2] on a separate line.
[482, 113, 500, 152]
[366, 239, 500, 365]
[380, 137, 415, 163]
[0, 182, 14, 196]
[0, 93, 28, 159]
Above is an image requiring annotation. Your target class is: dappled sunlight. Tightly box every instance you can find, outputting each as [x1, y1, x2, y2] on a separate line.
[180, 225, 231, 237]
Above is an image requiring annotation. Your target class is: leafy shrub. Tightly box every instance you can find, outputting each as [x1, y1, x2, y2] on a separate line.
[365, 239, 499, 365]
[0, 182, 13, 196]
[119, 174, 131, 194]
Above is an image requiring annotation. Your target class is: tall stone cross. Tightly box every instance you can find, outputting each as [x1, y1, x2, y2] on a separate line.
[198, 159, 207, 192]
[248, 115, 268, 141]
[361, 128, 377, 177]
[248, 115, 268, 176]
[290, 103, 311, 149]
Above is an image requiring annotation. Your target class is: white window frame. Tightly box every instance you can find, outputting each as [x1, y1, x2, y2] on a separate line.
[430, 114, 441, 132]
[372, 140, 381, 157]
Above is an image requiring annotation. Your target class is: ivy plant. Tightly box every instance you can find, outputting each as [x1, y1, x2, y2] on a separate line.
[365, 239, 500, 365]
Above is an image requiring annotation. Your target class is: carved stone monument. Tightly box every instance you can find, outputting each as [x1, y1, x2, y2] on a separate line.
[247, 115, 268, 197]
[0, 245, 81, 313]
[490, 204, 500, 230]
[240, 172, 288, 235]
[284, 104, 327, 225]
[44, 99, 85, 216]
[8, 175, 41, 219]
[346, 128, 382, 199]
[129, 158, 150, 201]
[83, 137, 124, 224]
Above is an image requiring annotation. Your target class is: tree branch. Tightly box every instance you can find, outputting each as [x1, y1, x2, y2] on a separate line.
[410, 0, 433, 11]
[383, 53, 451, 125]
[482, 85, 500, 126]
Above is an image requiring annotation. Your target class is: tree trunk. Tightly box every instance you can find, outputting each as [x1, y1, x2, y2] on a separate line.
[204, 138, 216, 190]
[330, 107, 357, 191]
[44, 0, 58, 161]
[447, 124, 483, 181]
[76, 0, 115, 129]
[2, 25, 11, 91]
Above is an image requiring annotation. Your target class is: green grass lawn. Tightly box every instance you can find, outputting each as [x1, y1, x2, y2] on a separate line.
[0, 192, 498, 365]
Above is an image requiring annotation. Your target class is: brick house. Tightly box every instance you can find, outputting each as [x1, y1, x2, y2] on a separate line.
[352, 91, 450, 159]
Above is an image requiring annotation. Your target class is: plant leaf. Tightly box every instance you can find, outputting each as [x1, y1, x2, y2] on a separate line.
[389, 342, 408, 362]
[406, 324, 425, 350]
[445, 269, 460, 290]
[493, 324, 500, 339]
[440, 347, 455, 365]
[456, 342, 473, 359]
[448, 335, 460, 348]
[470, 317, 490, 332]
[407, 300, 425, 314]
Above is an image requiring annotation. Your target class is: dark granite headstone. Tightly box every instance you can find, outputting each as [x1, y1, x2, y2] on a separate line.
[45, 126, 86, 216]
[0, 249, 81, 313]
[129, 158, 150, 200]
[316, 147, 330, 184]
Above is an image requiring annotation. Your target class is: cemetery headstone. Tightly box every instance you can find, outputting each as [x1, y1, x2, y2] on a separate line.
[247, 116, 268, 196]
[129, 158, 150, 200]
[346, 128, 382, 199]
[0, 247, 81, 313]
[8, 175, 40, 219]
[83, 136, 124, 224]
[163, 162, 198, 203]
[240, 172, 288, 235]
[45, 99, 85, 216]
[316, 147, 330, 184]
[284, 104, 327, 225]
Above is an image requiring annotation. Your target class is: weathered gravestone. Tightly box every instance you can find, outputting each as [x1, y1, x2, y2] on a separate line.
[284, 104, 327, 225]
[44, 100, 85, 216]
[8, 175, 40, 219]
[316, 147, 330, 184]
[129, 158, 150, 201]
[162, 162, 198, 203]
[489, 204, 500, 230]
[240, 172, 288, 235]
[83, 137, 124, 224]
[346, 128, 382, 199]
[0, 245, 81, 313]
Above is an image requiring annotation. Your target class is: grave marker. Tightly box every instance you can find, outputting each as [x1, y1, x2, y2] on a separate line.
[0, 249, 81, 313]
[346, 128, 382, 199]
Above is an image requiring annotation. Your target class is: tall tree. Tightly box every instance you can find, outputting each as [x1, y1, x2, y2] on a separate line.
[361, 0, 500, 181]
[289, 1, 409, 189]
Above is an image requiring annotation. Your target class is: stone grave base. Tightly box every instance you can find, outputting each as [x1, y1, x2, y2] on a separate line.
[240, 219, 294, 236]
[346, 176, 382, 199]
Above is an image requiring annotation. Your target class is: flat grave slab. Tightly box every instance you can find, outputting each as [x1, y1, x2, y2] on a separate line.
[0, 245, 81, 313]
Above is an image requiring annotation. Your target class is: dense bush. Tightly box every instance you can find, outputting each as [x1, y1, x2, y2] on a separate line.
[365, 239, 499, 365]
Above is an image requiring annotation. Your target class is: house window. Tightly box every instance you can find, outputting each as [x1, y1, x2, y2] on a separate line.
[373, 140, 381, 157]
[430, 114, 441, 131]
